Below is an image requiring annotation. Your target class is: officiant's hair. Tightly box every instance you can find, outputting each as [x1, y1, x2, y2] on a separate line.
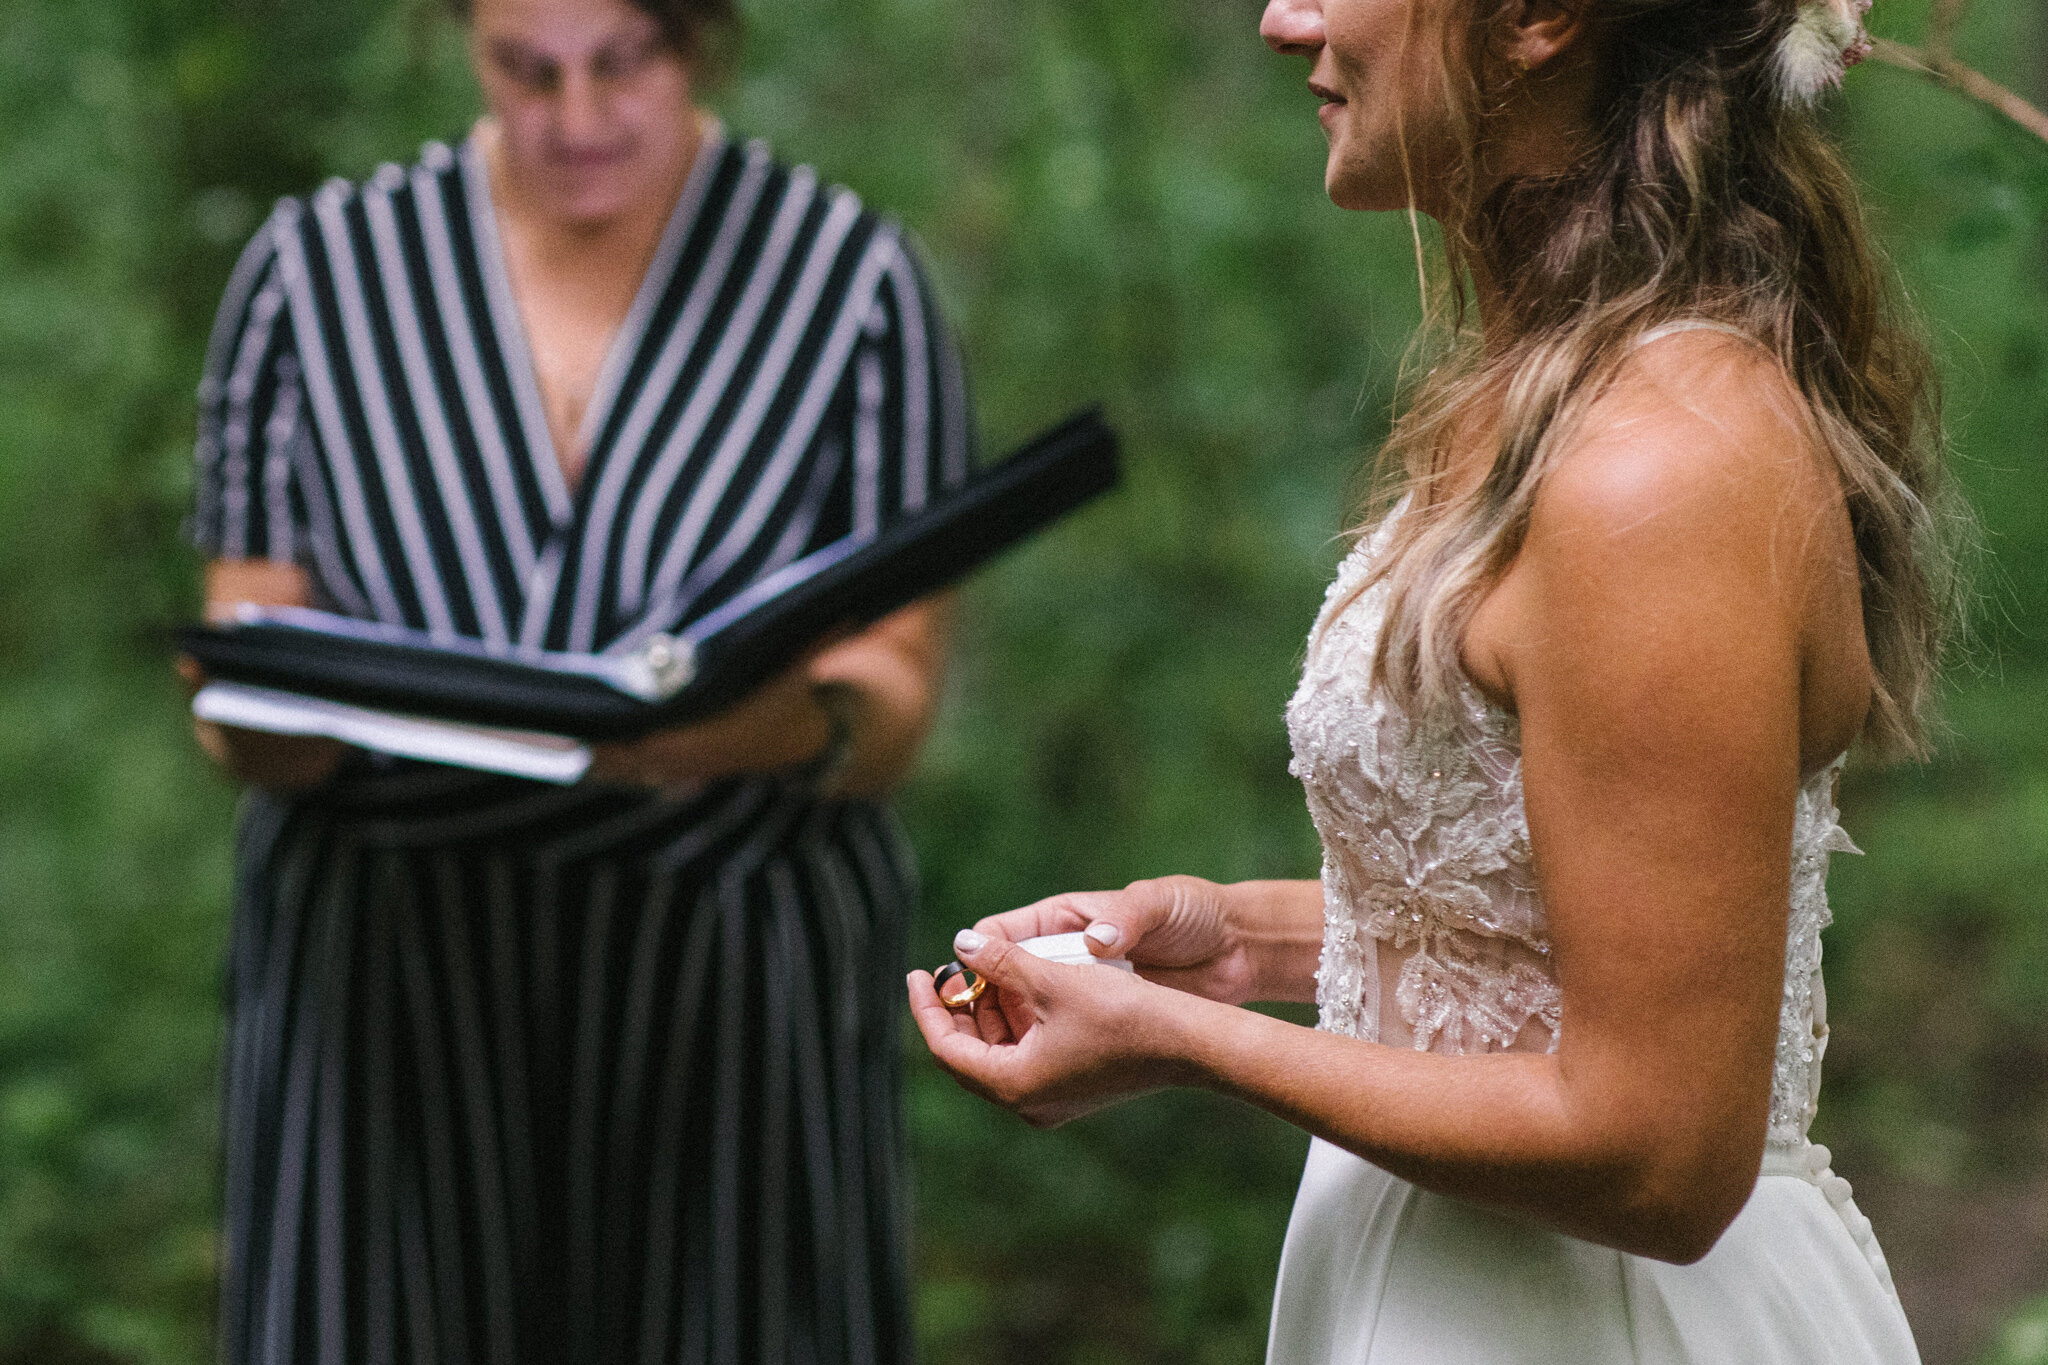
[444, 0, 738, 60]
[1345, 0, 1967, 761]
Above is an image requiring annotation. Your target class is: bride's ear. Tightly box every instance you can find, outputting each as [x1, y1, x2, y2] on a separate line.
[1490, 0, 1593, 75]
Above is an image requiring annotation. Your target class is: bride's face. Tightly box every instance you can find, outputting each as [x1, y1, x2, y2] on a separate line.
[1261, 0, 1463, 213]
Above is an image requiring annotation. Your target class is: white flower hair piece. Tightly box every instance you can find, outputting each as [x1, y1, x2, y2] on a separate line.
[1775, 0, 1875, 105]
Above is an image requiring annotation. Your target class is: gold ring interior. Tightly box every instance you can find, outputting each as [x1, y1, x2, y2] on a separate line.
[934, 961, 986, 1008]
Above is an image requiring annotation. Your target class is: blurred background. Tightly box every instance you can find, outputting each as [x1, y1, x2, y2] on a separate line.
[0, 0, 2043, 1361]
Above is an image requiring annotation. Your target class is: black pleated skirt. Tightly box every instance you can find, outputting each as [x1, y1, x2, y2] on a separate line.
[218, 761, 917, 1365]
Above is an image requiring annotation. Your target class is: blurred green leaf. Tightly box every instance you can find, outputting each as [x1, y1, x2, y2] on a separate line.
[1983, 1296, 2048, 1365]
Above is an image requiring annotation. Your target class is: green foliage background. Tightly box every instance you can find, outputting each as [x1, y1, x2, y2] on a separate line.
[0, 0, 2043, 1361]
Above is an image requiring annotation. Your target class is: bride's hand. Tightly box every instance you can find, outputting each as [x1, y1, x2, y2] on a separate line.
[971, 875, 1257, 1005]
[907, 929, 1201, 1128]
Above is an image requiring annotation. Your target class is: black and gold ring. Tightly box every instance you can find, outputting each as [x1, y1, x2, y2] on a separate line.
[933, 961, 986, 1009]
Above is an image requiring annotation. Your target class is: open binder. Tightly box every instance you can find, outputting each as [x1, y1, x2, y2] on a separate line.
[184, 409, 1120, 783]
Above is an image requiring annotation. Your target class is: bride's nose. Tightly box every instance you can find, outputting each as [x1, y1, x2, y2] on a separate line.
[1261, 0, 1327, 56]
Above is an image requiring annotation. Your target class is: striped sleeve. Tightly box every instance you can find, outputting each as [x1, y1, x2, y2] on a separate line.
[191, 211, 311, 563]
[861, 227, 974, 527]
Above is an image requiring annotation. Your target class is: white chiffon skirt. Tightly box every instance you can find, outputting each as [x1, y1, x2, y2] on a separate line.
[1268, 1139, 1920, 1364]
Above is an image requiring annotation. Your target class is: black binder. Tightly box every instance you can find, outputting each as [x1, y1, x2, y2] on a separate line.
[181, 408, 1119, 743]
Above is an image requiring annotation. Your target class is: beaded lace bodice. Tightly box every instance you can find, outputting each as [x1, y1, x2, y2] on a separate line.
[1286, 515, 1859, 1149]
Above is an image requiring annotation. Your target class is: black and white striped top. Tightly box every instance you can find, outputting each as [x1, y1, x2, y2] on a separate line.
[194, 124, 968, 667]
[190, 130, 970, 1365]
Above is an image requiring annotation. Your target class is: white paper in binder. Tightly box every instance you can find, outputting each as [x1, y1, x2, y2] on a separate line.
[193, 681, 593, 784]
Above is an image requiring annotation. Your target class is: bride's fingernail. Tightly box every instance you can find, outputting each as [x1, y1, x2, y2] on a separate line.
[954, 929, 988, 955]
[1085, 922, 1122, 948]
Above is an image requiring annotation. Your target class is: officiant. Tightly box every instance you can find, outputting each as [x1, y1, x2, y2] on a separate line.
[183, 0, 969, 1359]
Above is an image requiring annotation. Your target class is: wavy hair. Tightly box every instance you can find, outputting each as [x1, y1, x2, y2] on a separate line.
[1353, 0, 1967, 758]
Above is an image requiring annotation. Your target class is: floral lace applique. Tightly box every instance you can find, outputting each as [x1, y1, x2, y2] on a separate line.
[1286, 520, 1854, 1145]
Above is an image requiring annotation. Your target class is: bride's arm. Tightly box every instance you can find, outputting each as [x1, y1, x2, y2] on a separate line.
[911, 341, 1860, 1265]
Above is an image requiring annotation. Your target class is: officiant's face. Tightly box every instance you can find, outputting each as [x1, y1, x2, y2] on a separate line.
[469, 0, 698, 226]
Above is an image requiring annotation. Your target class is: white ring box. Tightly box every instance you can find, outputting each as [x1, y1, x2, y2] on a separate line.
[1018, 931, 1134, 972]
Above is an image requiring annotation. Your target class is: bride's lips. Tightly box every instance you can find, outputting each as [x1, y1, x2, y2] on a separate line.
[1310, 80, 1345, 127]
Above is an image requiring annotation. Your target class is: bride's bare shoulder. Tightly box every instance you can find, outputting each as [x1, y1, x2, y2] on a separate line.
[1464, 327, 1859, 713]
[1530, 328, 1840, 566]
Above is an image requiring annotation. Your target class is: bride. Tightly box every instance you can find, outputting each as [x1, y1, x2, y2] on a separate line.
[908, 0, 1955, 1360]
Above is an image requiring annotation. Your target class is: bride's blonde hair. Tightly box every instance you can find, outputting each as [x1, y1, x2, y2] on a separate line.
[1356, 0, 1966, 758]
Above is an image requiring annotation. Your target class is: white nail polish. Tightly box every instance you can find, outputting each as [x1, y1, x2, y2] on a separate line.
[954, 929, 988, 955]
[1085, 921, 1122, 948]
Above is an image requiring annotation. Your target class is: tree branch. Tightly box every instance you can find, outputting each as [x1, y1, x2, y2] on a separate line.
[1871, 38, 2048, 148]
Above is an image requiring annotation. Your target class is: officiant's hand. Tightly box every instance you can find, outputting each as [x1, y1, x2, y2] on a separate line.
[586, 653, 835, 790]
[907, 928, 1200, 1128]
[585, 596, 950, 796]
[192, 559, 348, 791]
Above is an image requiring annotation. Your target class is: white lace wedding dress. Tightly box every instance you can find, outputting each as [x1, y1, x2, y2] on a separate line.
[1269, 513, 1922, 1363]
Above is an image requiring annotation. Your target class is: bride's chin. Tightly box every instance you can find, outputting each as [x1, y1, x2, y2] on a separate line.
[1324, 167, 1407, 214]
[1321, 145, 1408, 213]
